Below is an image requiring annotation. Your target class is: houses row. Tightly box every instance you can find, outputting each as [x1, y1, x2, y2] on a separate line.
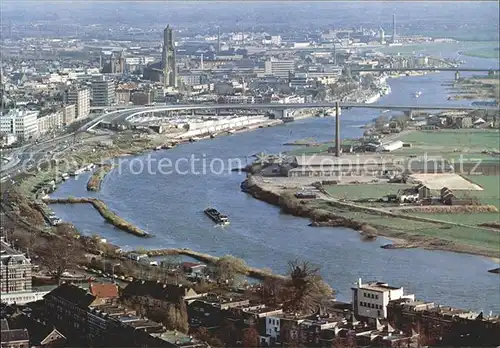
[0, 105, 79, 145]
[3, 275, 498, 348]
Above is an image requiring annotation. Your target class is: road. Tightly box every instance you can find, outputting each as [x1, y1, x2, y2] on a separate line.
[83, 102, 499, 131]
[0, 133, 77, 182]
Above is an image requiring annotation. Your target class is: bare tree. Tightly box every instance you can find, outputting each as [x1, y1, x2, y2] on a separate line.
[208, 255, 248, 287]
[260, 276, 286, 306]
[283, 260, 333, 314]
[35, 237, 83, 284]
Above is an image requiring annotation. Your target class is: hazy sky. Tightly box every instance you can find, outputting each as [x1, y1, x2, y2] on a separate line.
[1, 1, 498, 40]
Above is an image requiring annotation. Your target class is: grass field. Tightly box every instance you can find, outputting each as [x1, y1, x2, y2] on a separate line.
[312, 200, 499, 254]
[393, 129, 500, 161]
[461, 48, 500, 59]
[412, 212, 499, 226]
[463, 175, 500, 208]
[397, 129, 499, 152]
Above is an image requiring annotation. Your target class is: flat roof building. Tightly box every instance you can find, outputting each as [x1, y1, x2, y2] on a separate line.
[352, 278, 414, 321]
[0, 109, 39, 141]
[66, 87, 90, 120]
[288, 154, 403, 178]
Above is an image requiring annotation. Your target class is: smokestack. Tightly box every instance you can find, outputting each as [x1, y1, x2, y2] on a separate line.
[335, 102, 341, 157]
[217, 26, 221, 54]
[392, 14, 396, 43]
[200, 53, 204, 70]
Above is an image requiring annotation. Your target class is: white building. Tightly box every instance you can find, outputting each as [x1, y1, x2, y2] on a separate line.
[61, 104, 77, 126]
[37, 111, 63, 135]
[91, 75, 115, 107]
[0, 109, 39, 141]
[380, 140, 404, 152]
[264, 58, 295, 78]
[352, 278, 414, 320]
[265, 315, 282, 340]
[262, 35, 282, 46]
[66, 87, 90, 120]
[0, 133, 17, 146]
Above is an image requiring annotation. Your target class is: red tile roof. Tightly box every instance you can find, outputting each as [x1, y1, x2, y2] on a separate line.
[89, 282, 119, 299]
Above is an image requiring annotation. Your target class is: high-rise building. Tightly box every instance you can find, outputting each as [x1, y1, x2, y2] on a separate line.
[264, 58, 295, 78]
[392, 14, 397, 43]
[0, 109, 39, 141]
[61, 104, 77, 126]
[91, 75, 115, 106]
[162, 25, 177, 87]
[66, 87, 90, 120]
[379, 28, 385, 44]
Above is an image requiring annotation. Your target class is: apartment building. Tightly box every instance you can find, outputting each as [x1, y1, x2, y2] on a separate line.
[0, 109, 39, 141]
[44, 283, 208, 347]
[66, 88, 90, 120]
[91, 75, 115, 107]
[61, 104, 77, 126]
[37, 110, 63, 135]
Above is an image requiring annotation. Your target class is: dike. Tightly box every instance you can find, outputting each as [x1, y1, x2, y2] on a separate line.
[44, 197, 150, 238]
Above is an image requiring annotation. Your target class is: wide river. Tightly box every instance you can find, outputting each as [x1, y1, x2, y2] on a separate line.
[51, 50, 500, 313]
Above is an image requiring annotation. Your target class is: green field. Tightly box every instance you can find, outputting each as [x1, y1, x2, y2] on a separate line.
[461, 48, 500, 59]
[312, 200, 499, 254]
[463, 175, 500, 208]
[412, 212, 499, 226]
[393, 129, 500, 161]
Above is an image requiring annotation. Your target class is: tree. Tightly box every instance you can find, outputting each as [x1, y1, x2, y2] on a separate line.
[283, 260, 333, 315]
[374, 115, 388, 130]
[217, 319, 238, 346]
[260, 277, 286, 306]
[147, 299, 189, 333]
[209, 255, 248, 287]
[35, 237, 84, 284]
[242, 327, 260, 347]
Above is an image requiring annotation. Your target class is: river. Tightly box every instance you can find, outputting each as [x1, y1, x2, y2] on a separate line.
[50, 50, 500, 313]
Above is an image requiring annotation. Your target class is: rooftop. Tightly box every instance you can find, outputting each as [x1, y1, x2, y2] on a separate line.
[355, 279, 402, 292]
[151, 330, 205, 347]
[89, 282, 119, 299]
[294, 154, 397, 167]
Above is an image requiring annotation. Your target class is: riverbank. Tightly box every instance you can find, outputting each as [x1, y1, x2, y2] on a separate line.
[87, 163, 113, 191]
[241, 176, 500, 261]
[44, 197, 151, 237]
[447, 75, 499, 102]
[130, 248, 287, 281]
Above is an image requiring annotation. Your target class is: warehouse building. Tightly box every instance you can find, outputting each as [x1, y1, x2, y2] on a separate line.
[288, 154, 403, 177]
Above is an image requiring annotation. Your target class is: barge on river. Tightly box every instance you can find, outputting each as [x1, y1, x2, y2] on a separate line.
[204, 208, 230, 225]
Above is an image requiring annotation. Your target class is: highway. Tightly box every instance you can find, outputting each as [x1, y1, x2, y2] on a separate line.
[0, 134, 76, 182]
